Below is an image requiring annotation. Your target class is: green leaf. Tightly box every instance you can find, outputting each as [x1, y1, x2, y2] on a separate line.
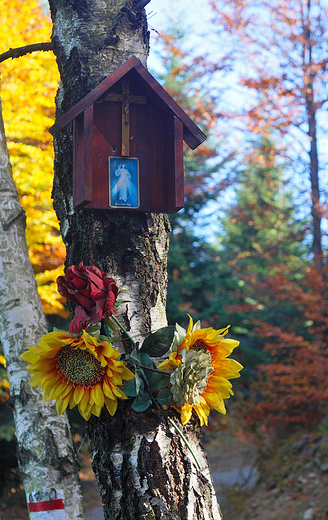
[148, 373, 170, 390]
[138, 353, 170, 389]
[156, 387, 174, 405]
[139, 326, 175, 357]
[99, 334, 112, 343]
[131, 392, 151, 412]
[135, 372, 144, 395]
[130, 348, 141, 368]
[124, 378, 137, 397]
[87, 323, 101, 335]
[139, 352, 154, 368]
[103, 317, 118, 334]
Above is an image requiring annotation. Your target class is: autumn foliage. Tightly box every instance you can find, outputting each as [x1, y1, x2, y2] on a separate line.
[1, 0, 327, 435]
[0, 0, 67, 317]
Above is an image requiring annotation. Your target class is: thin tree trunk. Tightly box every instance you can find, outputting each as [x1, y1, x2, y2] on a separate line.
[302, 5, 323, 271]
[48, 0, 222, 518]
[0, 103, 84, 520]
[307, 105, 322, 271]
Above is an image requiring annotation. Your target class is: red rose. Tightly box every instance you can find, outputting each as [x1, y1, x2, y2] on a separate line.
[57, 264, 118, 332]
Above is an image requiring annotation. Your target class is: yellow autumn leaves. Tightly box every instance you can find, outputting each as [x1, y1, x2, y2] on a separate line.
[1, 0, 66, 316]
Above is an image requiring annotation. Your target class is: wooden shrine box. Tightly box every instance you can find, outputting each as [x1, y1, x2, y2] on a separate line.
[49, 55, 206, 213]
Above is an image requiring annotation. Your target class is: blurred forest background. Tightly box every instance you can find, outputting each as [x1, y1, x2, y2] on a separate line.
[1, 0, 328, 518]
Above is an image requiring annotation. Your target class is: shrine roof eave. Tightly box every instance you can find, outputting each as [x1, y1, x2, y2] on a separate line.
[49, 55, 206, 150]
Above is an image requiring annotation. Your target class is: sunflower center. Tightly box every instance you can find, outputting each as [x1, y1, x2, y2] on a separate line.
[191, 339, 208, 352]
[56, 346, 105, 387]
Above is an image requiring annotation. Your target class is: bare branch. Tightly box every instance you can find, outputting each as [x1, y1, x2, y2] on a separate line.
[0, 42, 53, 63]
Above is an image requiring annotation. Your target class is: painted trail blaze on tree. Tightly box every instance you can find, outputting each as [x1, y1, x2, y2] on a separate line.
[49, 56, 206, 213]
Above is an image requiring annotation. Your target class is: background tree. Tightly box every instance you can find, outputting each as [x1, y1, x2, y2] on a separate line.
[154, 26, 234, 326]
[1, 0, 66, 318]
[210, 0, 328, 270]
[0, 103, 83, 518]
[48, 0, 222, 518]
[215, 136, 307, 383]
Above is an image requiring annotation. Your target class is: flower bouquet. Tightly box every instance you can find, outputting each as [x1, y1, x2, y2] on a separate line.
[21, 264, 243, 429]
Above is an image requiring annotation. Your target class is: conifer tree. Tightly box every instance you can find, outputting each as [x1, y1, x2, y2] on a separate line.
[216, 136, 307, 375]
[156, 25, 232, 326]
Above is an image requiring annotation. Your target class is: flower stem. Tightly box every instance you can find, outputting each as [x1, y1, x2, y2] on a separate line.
[111, 315, 137, 348]
[151, 396, 201, 471]
[166, 417, 201, 470]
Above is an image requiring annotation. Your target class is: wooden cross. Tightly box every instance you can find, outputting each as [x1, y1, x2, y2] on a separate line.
[105, 78, 146, 156]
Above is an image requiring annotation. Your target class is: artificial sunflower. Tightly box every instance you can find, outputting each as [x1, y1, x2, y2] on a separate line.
[21, 330, 134, 420]
[158, 316, 243, 426]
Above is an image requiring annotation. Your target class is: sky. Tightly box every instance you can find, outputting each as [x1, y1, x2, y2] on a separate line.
[145, 0, 328, 248]
[146, 0, 213, 70]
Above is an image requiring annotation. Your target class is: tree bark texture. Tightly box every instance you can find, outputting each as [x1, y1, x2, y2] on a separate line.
[48, 0, 222, 518]
[0, 104, 84, 520]
[302, 7, 323, 271]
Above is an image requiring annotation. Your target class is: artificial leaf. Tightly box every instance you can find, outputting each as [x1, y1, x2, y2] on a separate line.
[130, 348, 141, 368]
[139, 352, 154, 368]
[139, 326, 175, 356]
[103, 318, 117, 335]
[135, 372, 144, 396]
[124, 379, 137, 397]
[147, 373, 170, 391]
[156, 387, 174, 406]
[131, 392, 151, 412]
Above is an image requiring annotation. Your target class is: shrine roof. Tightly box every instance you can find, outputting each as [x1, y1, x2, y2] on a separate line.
[49, 55, 206, 150]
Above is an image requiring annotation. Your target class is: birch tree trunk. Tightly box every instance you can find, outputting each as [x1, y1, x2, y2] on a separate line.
[0, 103, 84, 520]
[48, 0, 222, 518]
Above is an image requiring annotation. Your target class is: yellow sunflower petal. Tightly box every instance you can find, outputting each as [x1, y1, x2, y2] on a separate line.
[42, 388, 51, 402]
[101, 341, 117, 358]
[79, 388, 90, 413]
[194, 403, 209, 427]
[29, 373, 44, 386]
[110, 383, 127, 400]
[81, 403, 93, 421]
[103, 380, 114, 399]
[73, 385, 85, 404]
[49, 381, 69, 400]
[110, 373, 123, 386]
[42, 372, 62, 389]
[20, 349, 40, 363]
[91, 403, 102, 417]
[69, 391, 78, 409]
[38, 331, 74, 351]
[104, 396, 118, 416]
[120, 366, 135, 381]
[180, 403, 193, 425]
[204, 391, 226, 415]
[91, 384, 104, 408]
[56, 391, 71, 416]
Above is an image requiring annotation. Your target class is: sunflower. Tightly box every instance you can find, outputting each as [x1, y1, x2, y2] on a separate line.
[158, 317, 243, 426]
[21, 330, 134, 420]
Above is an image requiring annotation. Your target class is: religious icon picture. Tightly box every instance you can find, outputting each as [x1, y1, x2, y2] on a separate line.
[109, 157, 140, 209]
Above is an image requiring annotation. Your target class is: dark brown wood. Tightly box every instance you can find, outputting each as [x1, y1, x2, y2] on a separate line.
[53, 56, 206, 213]
[49, 55, 206, 149]
[106, 78, 147, 158]
[84, 105, 94, 203]
[173, 116, 184, 209]
[0, 42, 53, 63]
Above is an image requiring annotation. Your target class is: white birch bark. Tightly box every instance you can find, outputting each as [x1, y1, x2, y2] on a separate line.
[48, 0, 223, 517]
[0, 102, 84, 520]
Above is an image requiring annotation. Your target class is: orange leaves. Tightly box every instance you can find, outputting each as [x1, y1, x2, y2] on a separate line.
[242, 264, 328, 430]
[1, 0, 65, 316]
